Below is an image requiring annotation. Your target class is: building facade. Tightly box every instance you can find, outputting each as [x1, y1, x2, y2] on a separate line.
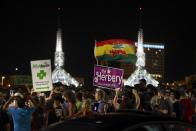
[98, 42, 165, 83]
[143, 42, 165, 82]
[120, 42, 165, 82]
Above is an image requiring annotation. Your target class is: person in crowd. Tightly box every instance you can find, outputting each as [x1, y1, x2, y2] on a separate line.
[45, 94, 64, 126]
[0, 92, 6, 107]
[136, 83, 151, 111]
[169, 90, 175, 103]
[150, 88, 160, 111]
[59, 85, 65, 93]
[166, 90, 174, 115]
[169, 90, 177, 117]
[45, 87, 64, 124]
[75, 92, 83, 112]
[0, 106, 10, 131]
[92, 88, 106, 113]
[113, 88, 122, 111]
[191, 90, 196, 123]
[74, 91, 93, 117]
[3, 92, 37, 131]
[113, 86, 140, 111]
[0, 92, 10, 131]
[139, 79, 147, 89]
[157, 89, 172, 115]
[141, 84, 153, 111]
[63, 90, 77, 119]
[53, 95, 64, 121]
[187, 89, 193, 99]
[105, 98, 115, 113]
[172, 90, 183, 119]
[31, 95, 45, 131]
[179, 88, 194, 123]
[132, 87, 140, 110]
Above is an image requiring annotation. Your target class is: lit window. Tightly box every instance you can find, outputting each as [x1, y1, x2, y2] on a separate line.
[143, 44, 165, 49]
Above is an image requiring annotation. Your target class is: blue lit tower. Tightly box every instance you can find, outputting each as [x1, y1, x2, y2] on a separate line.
[124, 7, 159, 87]
[52, 8, 79, 87]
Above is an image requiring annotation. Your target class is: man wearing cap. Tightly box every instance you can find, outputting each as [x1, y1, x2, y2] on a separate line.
[3, 92, 37, 131]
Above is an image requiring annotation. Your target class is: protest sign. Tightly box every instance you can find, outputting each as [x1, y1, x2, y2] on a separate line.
[93, 65, 124, 89]
[31, 60, 53, 92]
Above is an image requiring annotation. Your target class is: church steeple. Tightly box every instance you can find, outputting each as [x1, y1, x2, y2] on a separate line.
[52, 8, 79, 87]
[56, 8, 63, 53]
[57, 8, 61, 28]
[54, 8, 64, 68]
[136, 7, 145, 67]
[56, 28, 63, 52]
[139, 6, 143, 28]
[124, 6, 159, 87]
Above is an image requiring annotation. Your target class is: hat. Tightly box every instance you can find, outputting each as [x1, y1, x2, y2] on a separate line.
[14, 92, 24, 99]
[96, 88, 101, 92]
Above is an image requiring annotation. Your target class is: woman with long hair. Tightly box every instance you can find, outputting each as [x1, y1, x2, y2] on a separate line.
[63, 90, 77, 119]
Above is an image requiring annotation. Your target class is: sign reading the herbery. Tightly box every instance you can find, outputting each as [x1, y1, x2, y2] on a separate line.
[30, 60, 53, 92]
[93, 65, 124, 89]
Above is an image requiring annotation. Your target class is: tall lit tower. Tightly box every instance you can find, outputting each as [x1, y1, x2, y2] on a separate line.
[52, 8, 79, 87]
[124, 7, 159, 87]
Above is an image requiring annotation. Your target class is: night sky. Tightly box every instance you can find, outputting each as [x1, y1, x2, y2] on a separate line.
[1, 2, 195, 85]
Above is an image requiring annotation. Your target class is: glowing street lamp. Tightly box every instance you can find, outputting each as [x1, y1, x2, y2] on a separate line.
[1, 76, 5, 87]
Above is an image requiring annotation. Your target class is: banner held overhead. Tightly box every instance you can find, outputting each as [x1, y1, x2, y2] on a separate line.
[93, 65, 124, 90]
[94, 39, 136, 64]
[31, 60, 53, 92]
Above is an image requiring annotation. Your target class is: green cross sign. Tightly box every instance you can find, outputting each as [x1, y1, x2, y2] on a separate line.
[37, 70, 47, 80]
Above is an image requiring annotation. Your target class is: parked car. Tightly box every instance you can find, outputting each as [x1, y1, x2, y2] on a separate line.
[43, 110, 196, 131]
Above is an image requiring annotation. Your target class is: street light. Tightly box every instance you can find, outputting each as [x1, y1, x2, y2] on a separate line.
[1, 76, 5, 87]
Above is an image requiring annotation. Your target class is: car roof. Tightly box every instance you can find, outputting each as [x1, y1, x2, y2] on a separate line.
[43, 110, 196, 131]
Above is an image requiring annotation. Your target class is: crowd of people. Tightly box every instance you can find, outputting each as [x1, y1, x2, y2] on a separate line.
[0, 79, 196, 131]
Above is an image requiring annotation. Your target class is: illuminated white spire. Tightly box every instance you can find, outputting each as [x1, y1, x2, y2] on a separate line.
[54, 28, 64, 67]
[124, 7, 159, 87]
[136, 28, 145, 67]
[52, 8, 79, 87]
[56, 28, 63, 52]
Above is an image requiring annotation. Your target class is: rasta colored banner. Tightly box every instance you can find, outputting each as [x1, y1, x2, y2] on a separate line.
[94, 39, 137, 64]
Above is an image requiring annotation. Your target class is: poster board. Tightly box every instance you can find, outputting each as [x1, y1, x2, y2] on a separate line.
[30, 60, 53, 92]
[93, 65, 124, 90]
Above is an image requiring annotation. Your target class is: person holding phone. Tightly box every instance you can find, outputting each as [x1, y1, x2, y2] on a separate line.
[3, 92, 37, 131]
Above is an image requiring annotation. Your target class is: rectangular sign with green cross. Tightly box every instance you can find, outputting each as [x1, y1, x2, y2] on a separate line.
[30, 60, 53, 92]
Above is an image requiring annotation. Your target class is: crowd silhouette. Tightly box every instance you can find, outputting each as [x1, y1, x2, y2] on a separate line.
[0, 79, 196, 131]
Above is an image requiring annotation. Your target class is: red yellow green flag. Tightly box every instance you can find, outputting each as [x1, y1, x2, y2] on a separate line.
[94, 39, 136, 64]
